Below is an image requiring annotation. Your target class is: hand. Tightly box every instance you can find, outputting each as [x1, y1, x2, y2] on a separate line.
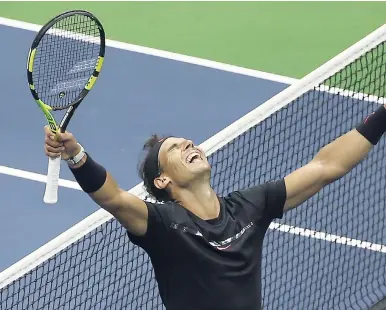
[44, 125, 80, 161]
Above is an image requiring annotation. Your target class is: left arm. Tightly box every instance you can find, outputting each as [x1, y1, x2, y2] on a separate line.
[283, 105, 386, 212]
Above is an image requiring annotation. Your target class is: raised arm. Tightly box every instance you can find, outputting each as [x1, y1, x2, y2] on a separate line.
[283, 105, 386, 212]
[43, 126, 148, 236]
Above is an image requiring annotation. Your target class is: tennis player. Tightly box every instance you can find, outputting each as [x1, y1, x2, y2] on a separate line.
[44, 104, 386, 310]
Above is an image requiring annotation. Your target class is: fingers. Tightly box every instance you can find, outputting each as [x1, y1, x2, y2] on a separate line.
[44, 125, 57, 140]
[57, 131, 74, 143]
[44, 125, 74, 143]
[44, 134, 64, 158]
[44, 144, 64, 158]
[44, 125, 53, 134]
[43, 125, 77, 159]
[45, 132, 63, 148]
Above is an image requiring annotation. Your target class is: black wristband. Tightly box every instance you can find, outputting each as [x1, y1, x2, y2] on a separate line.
[69, 153, 107, 193]
[356, 106, 386, 145]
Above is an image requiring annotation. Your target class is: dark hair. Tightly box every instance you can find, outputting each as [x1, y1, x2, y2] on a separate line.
[138, 134, 173, 203]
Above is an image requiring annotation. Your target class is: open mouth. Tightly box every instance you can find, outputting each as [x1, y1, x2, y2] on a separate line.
[185, 151, 202, 164]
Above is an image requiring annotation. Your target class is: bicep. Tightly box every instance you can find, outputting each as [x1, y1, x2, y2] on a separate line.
[87, 172, 148, 236]
[283, 160, 328, 211]
[101, 189, 149, 236]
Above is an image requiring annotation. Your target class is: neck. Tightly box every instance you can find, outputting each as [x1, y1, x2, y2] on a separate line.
[173, 181, 220, 220]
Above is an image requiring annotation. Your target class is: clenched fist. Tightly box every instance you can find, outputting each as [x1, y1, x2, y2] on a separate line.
[44, 125, 81, 160]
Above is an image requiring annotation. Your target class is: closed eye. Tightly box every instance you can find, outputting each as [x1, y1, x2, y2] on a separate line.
[167, 143, 178, 152]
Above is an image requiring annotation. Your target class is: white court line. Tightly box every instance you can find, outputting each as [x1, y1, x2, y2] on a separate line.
[0, 16, 296, 184]
[0, 16, 384, 202]
[1, 18, 385, 289]
[1, 164, 385, 255]
[1, 16, 383, 185]
[0, 165, 80, 190]
[0, 16, 298, 85]
[270, 223, 386, 253]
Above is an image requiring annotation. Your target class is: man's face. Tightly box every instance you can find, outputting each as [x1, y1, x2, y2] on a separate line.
[157, 137, 211, 187]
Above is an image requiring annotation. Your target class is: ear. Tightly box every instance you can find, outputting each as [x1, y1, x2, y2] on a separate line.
[154, 175, 171, 190]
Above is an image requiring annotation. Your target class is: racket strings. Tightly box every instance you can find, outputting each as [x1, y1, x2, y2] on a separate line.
[32, 14, 101, 110]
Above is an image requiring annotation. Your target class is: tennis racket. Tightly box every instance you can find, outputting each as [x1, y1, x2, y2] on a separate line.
[26, 10, 106, 204]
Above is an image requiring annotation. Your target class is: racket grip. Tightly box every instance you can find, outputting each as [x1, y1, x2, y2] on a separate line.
[43, 155, 61, 204]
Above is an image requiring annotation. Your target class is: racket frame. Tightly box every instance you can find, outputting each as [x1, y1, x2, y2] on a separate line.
[26, 10, 106, 203]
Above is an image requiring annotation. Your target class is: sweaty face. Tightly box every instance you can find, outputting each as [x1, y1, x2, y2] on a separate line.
[158, 137, 211, 187]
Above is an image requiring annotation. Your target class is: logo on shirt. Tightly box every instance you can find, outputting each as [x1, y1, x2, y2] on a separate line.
[208, 222, 254, 251]
[170, 222, 254, 251]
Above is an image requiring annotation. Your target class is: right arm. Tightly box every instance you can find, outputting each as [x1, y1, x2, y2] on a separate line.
[71, 154, 149, 236]
[44, 126, 148, 236]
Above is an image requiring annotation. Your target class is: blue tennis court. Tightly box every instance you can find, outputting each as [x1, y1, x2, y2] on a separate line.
[0, 21, 385, 310]
[0, 24, 288, 273]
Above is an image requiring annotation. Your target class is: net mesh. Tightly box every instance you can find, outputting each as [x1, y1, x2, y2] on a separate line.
[2, 35, 386, 310]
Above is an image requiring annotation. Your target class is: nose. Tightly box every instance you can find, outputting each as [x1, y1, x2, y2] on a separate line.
[183, 139, 194, 151]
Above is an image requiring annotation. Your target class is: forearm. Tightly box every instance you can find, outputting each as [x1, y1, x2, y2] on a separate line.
[69, 153, 122, 211]
[313, 129, 373, 181]
[314, 104, 386, 182]
[68, 151, 148, 236]
[89, 173, 124, 208]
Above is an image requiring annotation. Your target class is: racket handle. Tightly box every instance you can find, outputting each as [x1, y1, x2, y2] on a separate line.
[43, 155, 61, 204]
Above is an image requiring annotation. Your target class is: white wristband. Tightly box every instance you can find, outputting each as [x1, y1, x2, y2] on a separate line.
[66, 143, 85, 165]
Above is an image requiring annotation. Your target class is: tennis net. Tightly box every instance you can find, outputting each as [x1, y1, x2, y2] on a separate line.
[1, 23, 385, 310]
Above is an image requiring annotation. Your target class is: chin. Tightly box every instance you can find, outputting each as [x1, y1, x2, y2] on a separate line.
[191, 162, 211, 175]
[178, 164, 211, 187]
